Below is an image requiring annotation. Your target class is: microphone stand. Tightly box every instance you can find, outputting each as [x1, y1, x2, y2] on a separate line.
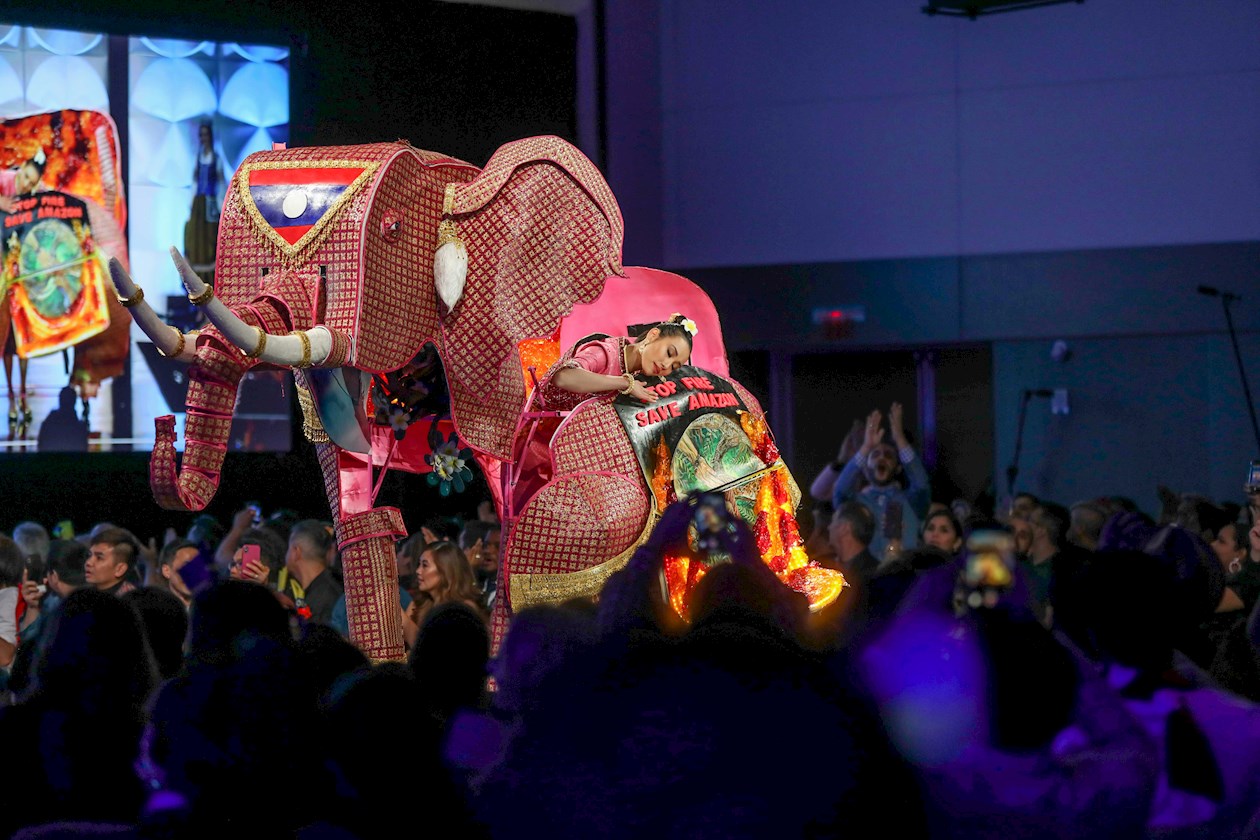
[1213, 292, 1260, 454]
[1006, 390, 1033, 497]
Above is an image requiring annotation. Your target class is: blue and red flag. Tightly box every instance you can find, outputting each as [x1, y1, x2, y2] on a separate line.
[246, 166, 369, 246]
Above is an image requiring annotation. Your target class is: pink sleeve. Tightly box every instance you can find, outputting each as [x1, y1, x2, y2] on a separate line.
[536, 337, 624, 411]
[0, 169, 16, 197]
[564, 339, 618, 376]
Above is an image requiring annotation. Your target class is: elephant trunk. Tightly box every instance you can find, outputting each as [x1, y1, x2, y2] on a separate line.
[150, 336, 255, 511]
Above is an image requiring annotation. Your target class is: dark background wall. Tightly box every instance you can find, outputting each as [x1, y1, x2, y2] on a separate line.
[0, 0, 577, 537]
[605, 0, 1260, 512]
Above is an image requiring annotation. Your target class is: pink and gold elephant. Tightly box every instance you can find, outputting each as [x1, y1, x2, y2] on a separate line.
[112, 136, 837, 659]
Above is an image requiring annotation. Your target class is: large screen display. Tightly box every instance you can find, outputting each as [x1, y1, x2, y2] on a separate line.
[0, 24, 291, 453]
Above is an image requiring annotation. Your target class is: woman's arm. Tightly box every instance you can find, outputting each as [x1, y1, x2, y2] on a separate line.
[551, 367, 658, 403]
[215, 508, 256, 571]
[551, 366, 630, 395]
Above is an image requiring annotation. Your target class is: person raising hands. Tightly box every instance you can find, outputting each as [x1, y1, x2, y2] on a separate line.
[832, 402, 931, 560]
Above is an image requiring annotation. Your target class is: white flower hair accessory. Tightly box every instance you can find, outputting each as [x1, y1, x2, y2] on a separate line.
[668, 312, 698, 338]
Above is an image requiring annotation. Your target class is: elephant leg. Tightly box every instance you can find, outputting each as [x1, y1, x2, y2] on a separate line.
[336, 506, 407, 663]
[314, 440, 407, 662]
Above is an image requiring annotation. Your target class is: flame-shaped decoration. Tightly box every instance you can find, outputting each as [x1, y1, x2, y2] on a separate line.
[650, 433, 673, 511]
[739, 409, 781, 465]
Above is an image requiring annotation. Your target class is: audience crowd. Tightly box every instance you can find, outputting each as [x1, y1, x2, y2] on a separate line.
[0, 405, 1257, 838]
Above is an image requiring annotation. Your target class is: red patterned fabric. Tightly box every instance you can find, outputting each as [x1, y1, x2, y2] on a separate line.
[549, 400, 640, 482]
[215, 143, 478, 375]
[442, 140, 624, 461]
[150, 339, 254, 511]
[451, 136, 623, 248]
[503, 471, 648, 577]
[338, 506, 407, 662]
[495, 468, 648, 651]
[312, 436, 345, 521]
[212, 137, 622, 462]
[731, 379, 765, 417]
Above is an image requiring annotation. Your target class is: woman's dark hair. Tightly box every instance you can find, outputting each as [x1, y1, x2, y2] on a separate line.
[264, 508, 301, 542]
[1228, 518, 1248, 555]
[47, 539, 88, 587]
[637, 313, 695, 353]
[920, 509, 963, 544]
[33, 587, 158, 713]
[420, 541, 482, 608]
[0, 535, 24, 587]
[396, 531, 429, 570]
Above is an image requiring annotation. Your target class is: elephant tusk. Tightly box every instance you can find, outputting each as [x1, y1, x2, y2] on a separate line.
[169, 248, 331, 368]
[170, 247, 263, 357]
[108, 257, 197, 361]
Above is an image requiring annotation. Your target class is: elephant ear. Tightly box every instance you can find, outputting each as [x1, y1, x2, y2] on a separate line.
[439, 135, 625, 461]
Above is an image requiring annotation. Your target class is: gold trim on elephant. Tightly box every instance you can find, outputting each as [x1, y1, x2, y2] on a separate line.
[188, 285, 214, 306]
[508, 509, 660, 611]
[117, 286, 144, 308]
[295, 381, 330, 444]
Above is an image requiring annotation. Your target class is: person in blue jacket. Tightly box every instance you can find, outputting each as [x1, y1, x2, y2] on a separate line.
[832, 402, 930, 560]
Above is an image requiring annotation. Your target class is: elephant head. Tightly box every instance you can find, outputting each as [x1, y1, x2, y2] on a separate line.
[114, 136, 624, 511]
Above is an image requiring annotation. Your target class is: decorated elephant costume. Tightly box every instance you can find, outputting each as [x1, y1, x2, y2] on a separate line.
[112, 136, 838, 660]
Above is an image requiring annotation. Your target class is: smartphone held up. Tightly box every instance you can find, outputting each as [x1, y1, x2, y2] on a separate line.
[957, 530, 1016, 612]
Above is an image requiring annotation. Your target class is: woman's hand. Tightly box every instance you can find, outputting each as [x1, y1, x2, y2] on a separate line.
[232, 508, 256, 533]
[624, 378, 659, 404]
[19, 569, 43, 613]
[229, 556, 268, 583]
[241, 558, 269, 584]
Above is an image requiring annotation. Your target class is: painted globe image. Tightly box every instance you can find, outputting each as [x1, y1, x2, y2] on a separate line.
[672, 412, 764, 499]
[18, 219, 84, 320]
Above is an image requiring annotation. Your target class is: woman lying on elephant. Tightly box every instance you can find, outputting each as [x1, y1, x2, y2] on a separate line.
[536, 313, 696, 411]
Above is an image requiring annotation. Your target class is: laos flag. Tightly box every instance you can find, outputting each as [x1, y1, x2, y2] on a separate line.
[245, 165, 374, 253]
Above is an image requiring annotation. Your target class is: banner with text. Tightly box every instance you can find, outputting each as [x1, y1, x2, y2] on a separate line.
[611, 365, 767, 504]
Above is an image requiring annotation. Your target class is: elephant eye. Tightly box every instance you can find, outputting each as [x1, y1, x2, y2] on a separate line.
[381, 215, 402, 242]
